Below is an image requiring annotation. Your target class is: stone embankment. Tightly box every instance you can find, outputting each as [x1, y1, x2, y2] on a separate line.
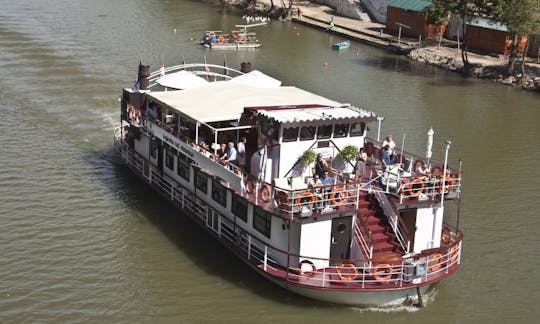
[409, 47, 540, 91]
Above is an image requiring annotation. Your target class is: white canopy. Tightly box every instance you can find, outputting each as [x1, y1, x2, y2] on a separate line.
[149, 81, 342, 123]
[156, 70, 208, 90]
[230, 70, 281, 88]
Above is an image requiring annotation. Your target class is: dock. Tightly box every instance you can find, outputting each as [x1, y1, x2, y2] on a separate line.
[292, 3, 417, 54]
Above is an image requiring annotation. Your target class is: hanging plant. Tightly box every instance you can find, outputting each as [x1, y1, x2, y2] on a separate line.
[298, 149, 316, 165]
[337, 145, 358, 163]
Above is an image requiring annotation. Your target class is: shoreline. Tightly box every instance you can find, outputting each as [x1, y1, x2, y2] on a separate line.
[218, 0, 540, 92]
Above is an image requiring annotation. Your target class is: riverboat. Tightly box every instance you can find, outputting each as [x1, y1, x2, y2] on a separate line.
[332, 40, 351, 50]
[114, 61, 463, 307]
[199, 23, 265, 50]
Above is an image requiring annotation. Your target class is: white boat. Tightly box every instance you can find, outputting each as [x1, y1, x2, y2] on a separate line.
[199, 23, 265, 50]
[332, 40, 351, 50]
[114, 61, 463, 307]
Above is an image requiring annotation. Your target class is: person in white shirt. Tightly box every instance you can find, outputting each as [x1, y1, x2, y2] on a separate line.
[236, 137, 247, 168]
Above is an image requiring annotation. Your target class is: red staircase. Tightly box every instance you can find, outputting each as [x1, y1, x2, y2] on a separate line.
[357, 192, 403, 260]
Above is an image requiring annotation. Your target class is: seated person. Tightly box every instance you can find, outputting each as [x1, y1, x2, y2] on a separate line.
[320, 171, 334, 205]
[416, 162, 430, 179]
[220, 142, 237, 165]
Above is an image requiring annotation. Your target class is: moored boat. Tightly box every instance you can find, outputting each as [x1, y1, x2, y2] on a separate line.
[332, 40, 351, 50]
[199, 23, 265, 50]
[114, 61, 463, 307]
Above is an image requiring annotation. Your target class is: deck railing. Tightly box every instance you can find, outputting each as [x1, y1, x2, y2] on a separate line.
[115, 138, 462, 290]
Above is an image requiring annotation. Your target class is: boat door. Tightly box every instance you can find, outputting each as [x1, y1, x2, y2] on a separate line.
[329, 215, 352, 265]
[157, 143, 164, 172]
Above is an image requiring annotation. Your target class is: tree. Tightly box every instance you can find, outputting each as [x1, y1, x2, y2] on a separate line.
[498, 0, 540, 75]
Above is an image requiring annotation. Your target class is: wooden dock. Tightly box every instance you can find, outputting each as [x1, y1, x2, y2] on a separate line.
[292, 4, 417, 54]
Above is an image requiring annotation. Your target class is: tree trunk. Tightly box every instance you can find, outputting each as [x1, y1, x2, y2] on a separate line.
[520, 39, 530, 87]
[507, 34, 519, 76]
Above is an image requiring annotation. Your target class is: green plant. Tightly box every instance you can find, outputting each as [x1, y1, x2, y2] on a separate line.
[337, 145, 358, 162]
[298, 149, 316, 165]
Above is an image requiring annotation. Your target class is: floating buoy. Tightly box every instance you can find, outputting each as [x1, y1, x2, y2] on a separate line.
[296, 32, 300, 36]
[323, 61, 328, 68]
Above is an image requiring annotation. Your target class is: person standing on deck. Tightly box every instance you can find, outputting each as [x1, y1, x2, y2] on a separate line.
[354, 148, 368, 182]
[237, 136, 247, 169]
[382, 135, 396, 162]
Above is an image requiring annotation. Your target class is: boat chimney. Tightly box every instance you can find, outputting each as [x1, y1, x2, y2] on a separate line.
[137, 62, 150, 90]
[240, 62, 252, 73]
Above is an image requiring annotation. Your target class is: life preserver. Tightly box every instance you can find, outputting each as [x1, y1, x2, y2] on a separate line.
[276, 191, 290, 210]
[295, 191, 316, 207]
[407, 178, 424, 197]
[239, 36, 247, 44]
[364, 141, 374, 156]
[429, 252, 443, 272]
[244, 178, 254, 194]
[441, 226, 452, 244]
[449, 245, 459, 264]
[337, 263, 358, 281]
[259, 184, 272, 202]
[413, 159, 424, 173]
[299, 260, 317, 277]
[330, 187, 349, 205]
[372, 264, 393, 282]
[439, 175, 454, 194]
[217, 36, 225, 44]
[231, 30, 239, 38]
[431, 165, 443, 177]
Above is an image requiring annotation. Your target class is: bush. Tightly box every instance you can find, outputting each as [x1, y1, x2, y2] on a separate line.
[298, 149, 316, 165]
[337, 145, 358, 162]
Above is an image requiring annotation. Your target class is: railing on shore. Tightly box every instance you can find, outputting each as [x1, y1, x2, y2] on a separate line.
[114, 138, 462, 289]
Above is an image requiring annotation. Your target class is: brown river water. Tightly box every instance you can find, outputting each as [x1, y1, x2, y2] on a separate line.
[1, 0, 539, 323]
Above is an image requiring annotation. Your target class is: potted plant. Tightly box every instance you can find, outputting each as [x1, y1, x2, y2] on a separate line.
[293, 149, 316, 177]
[336, 145, 358, 173]
[298, 149, 317, 165]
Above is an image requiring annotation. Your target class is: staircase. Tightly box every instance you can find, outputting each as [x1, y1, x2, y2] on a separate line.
[356, 192, 403, 260]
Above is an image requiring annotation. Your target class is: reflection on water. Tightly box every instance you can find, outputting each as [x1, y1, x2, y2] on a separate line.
[0, 0, 539, 322]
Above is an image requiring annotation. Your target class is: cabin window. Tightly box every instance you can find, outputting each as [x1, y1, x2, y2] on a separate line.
[177, 159, 190, 181]
[195, 171, 208, 194]
[350, 122, 365, 137]
[299, 126, 316, 141]
[231, 197, 248, 223]
[165, 149, 175, 170]
[253, 207, 271, 238]
[334, 123, 349, 138]
[211, 179, 227, 207]
[317, 124, 332, 139]
[150, 139, 158, 158]
[282, 127, 299, 142]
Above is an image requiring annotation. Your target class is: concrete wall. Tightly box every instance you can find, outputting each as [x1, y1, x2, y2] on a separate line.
[361, 0, 387, 23]
[312, 0, 363, 20]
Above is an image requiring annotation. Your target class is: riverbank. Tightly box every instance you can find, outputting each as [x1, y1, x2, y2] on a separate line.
[221, 0, 540, 92]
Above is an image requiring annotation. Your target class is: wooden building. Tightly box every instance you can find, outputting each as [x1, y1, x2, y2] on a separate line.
[464, 17, 528, 56]
[386, 0, 446, 39]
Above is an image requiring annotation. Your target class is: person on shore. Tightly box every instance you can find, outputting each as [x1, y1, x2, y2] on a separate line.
[327, 16, 335, 30]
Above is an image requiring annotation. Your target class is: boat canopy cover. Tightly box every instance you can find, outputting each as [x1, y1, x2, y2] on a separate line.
[257, 106, 376, 123]
[148, 81, 343, 123]
[230, 70, 281, 88]
[156, 70, 209, 89]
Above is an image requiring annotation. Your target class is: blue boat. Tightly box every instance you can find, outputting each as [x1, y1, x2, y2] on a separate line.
[332, 40, 351, 50]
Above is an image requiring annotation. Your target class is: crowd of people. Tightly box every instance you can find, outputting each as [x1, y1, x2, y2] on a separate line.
[196, 136, 248, 171]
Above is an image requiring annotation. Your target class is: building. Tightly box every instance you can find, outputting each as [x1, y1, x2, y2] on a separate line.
[385, 0, 446, 39]
[464, 17, 528, 56]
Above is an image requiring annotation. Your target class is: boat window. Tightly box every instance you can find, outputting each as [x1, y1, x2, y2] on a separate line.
[350, 122, 366, 137]
[177, 159, 190, 181]
[317, 124, 332, 139]
[253, 207, 271, 238]
[165, 149, 175, 170]
[232, 197, 248, 222]
[300, 126, 316, 141]
[150, 139, 158, 159]
[282, 127, 299, 142]
[211, 179, 227, 207]
[334, 123, 349, 138]
[195, 171, 208, 194]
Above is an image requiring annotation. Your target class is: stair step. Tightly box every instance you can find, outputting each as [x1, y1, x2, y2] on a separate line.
[372, 232, 391, 242]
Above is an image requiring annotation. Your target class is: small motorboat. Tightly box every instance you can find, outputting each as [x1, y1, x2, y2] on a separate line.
[332, 40, 351, 50]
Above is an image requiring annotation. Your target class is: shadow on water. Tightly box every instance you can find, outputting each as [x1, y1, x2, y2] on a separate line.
[82, 148, 334, 309]
[352, 54, 478, 88]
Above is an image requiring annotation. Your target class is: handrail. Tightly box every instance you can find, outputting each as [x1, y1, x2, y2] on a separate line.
[116, 140, 463, 289]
